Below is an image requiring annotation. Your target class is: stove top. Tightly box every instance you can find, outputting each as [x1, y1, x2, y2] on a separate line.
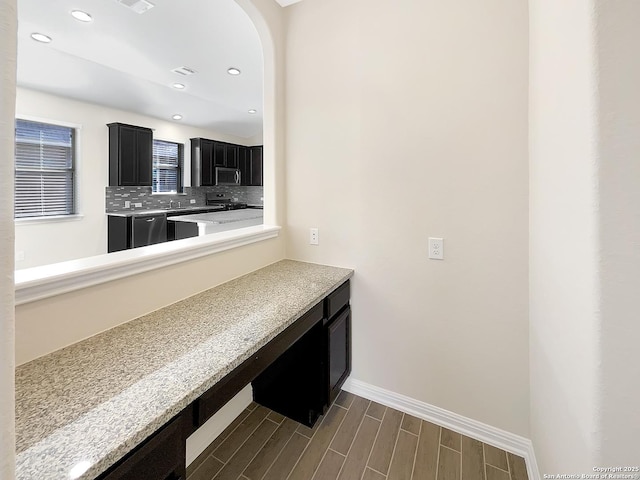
[205, 194, 247, 210]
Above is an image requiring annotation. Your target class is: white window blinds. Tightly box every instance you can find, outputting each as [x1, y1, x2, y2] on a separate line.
[152, 140, 183, 193]
[15, 119, 75, 218]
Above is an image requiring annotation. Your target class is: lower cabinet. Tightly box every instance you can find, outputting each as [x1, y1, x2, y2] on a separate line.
[108, 214, 167, 252]
[253, 280, 351, 426]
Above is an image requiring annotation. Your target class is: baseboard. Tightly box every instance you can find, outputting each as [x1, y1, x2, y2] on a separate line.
[342, 378, 540, 480]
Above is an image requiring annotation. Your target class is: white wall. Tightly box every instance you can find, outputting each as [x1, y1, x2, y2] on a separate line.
[285, 0, 530, 436]
[529, 0, 640, 472]
[0, 1, 16, 477]
[14, 0, 287, 365]
[14, 88, 257, 269]
[529, 0, 601, 472]
[594, 0, 640, 466]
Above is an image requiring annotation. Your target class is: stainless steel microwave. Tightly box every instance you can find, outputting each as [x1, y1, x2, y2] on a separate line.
[215, 167, 241, 185]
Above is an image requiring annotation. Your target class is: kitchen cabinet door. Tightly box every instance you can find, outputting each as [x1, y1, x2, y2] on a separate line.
[213, 141, 226, 167]
[200, 140, 214, 186]
[225, 144, 239, 169]
[250, 146, 263, 186]
[239, 146, 250, 185]
[326, 306, 351, 406]
[238, 146, 263, 186]
[191, 138, 215, 186]
[108, 123, 153, 187]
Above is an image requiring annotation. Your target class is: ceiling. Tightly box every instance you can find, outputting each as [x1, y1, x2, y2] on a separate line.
[17, 0, 264, 139]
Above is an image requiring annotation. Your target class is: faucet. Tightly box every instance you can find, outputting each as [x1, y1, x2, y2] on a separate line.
[169, 200, 175, 209]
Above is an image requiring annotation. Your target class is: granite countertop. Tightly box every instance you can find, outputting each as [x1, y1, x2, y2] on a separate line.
[168, 209, 263, 225]
[107, 206, 225, 217]
[15, 260, 353, 480]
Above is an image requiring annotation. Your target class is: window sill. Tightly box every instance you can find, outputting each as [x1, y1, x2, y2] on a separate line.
[15, 214, 85, 225]
[15, 224, 281, 305]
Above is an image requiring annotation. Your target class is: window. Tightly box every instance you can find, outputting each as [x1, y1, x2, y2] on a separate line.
[14, 119, 76, 219]
[153, 140, 183, 193]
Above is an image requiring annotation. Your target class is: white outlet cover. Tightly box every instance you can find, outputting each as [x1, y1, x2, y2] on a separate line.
[428, 237, 444, 260]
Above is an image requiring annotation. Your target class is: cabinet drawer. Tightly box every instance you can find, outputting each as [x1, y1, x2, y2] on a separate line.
[325, 280, 350, 320]
[97, 413, 186, 480]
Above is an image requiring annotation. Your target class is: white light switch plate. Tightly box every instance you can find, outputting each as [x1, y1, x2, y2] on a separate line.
[429, 237, 444, 260]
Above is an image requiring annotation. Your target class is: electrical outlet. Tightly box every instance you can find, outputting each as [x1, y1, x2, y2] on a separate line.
[190, 199, 196, 204]
[310, 228, 319, 245]
[124, 201, 131, 209]
[429, 237, 444, 260]
[134, 202, 142, 208]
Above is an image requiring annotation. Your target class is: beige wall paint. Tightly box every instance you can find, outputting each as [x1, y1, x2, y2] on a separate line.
[14, 0, 287, 365]
[285, 0, 529, 436]
[530, 0, 640, 472]
[15, 87, 256, 269]
[0, 0, 17, 476]
[595, 0, 640, 466]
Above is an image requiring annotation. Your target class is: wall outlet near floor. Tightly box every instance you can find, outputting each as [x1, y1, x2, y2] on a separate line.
[428, 237, 444, 260]
[190, 199, 196, 204]
[310, 228, 319, 245]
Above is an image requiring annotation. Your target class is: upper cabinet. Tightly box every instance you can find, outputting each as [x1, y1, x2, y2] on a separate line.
[239, 146, 263, 186]
[191, 138, 263, 187]
[108, 123, 153, 187]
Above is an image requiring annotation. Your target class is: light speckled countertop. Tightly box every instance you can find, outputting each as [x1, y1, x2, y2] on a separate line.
[15, 260, 353, 480]
[168, 209, 263, 225]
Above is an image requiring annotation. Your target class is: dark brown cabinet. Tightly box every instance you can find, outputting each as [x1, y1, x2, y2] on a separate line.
[326, 307, 351, 406]
[225, 144, 239, 169]
[108, 123, 153, 186]
[253, 280, 351, 426]
[191, 138, 263, 186]
[239, 146, 263, 186]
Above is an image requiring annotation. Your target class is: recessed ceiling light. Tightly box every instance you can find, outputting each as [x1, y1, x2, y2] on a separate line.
[248, 109, 257, 114]
[172, 114, 183, 120]
[227, 67, 241, 76]
[71, 10, 93, 22]
[172, 83, 185, 90]
[31, 33, 52, 43]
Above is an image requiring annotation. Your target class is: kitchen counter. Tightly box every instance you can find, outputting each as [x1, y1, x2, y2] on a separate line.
[168, 209, 263, 225]
[107, 205, 224, 217]
[169, 209, 263, 236]
[15, 260, 353, 480]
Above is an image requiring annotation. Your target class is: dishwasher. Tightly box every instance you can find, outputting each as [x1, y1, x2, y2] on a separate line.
[132, 213, 167, 248]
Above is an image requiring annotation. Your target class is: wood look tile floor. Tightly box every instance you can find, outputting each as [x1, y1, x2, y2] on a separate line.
[187, 391, 529, 480]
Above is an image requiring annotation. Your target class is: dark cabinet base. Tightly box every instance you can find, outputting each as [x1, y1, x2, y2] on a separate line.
[253, 321, 326, 427]
[253, 281, 351, 428]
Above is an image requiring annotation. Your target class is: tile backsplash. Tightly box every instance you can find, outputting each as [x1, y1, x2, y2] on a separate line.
[106, 186, 264, 212]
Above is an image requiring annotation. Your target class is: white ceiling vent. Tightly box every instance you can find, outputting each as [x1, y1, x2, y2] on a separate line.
[114, 0, 155, 14]
[171, 66, 197, 76]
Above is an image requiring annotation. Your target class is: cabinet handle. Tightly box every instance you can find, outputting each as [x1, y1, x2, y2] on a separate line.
[238, 171, 242, 184]
[146, 218, 156, 222]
